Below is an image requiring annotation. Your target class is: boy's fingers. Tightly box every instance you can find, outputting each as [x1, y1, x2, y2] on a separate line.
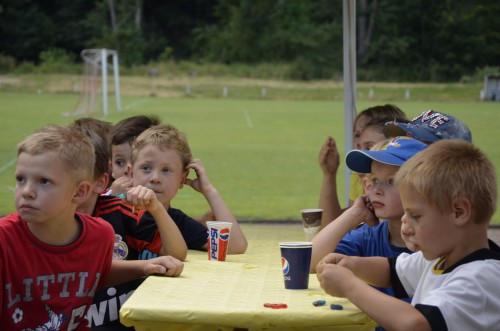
[166, 265, 183, 277]
[144, 264, 167, 276]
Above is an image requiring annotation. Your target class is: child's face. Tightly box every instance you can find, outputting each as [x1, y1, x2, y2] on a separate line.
[365, 161, 404, 222]
[132, 145, 188, 207]
[399, 185, 459, 261]
[353, 115, 370, 149]
[111, 142, 133, 179]
[15, 152, 78, 224]
[359, 126, 385, 150]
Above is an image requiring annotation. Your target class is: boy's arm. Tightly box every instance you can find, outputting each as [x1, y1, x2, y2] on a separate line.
[318, 136, 343, 229]
[126, 185, 188, 261]
[185, 159, 248, 254]
[317, 256, 431, 331]
[105, 256, 184, 287]
[310, 196, 375, 273]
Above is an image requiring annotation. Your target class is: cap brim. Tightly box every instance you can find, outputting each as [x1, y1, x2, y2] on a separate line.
[346, 150, 407, 173]
[397, 123, 439, 143]
[346, 150, 373, 173]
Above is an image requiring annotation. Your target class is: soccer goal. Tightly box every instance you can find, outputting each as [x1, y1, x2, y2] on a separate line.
[66, 48, 122, 117]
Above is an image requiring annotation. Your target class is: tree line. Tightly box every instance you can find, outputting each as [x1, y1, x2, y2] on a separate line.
[0, 0, 499, 81]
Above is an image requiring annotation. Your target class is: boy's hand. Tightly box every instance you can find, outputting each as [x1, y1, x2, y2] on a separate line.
[184, 159, 215, 194]
[319, 252, 351, 267]
[352, 195, 379, 227]
[317, 262, 355, 298]
[317, 253, 354, 297]
[111, 176, 134, 195]
[122, 185, 162, 213]
[318, 136, 340, 176]
[144, 256, 184, 277]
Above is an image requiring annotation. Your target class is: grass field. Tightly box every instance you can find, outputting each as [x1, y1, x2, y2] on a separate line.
[1, 84, 500, 224]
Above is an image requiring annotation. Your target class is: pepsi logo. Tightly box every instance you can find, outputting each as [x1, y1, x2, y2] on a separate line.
[220, 228, 230, 241]
[281, 257, 290, 275]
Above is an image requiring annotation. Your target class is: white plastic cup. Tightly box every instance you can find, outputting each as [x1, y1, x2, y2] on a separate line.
[300, 208, 322, 240]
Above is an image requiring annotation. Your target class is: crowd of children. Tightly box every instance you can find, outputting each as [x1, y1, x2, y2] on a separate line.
[313, 108, 500, 330]
[2, 106, 500, 331]
[0, 117, 247, 330]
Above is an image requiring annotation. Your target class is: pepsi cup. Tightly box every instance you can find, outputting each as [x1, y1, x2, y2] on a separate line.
[207, 221, 232, 261]
[279, 242, 313, 289]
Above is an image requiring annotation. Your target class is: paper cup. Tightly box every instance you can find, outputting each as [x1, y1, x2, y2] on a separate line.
[207, 221, 232, 261]
[279, 242, 313, 289]
[300, 208, 322, 240]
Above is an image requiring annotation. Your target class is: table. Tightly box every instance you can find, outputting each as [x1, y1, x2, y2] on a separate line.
[119, 223, 376, 331]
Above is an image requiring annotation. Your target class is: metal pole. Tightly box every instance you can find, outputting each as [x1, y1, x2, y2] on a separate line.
[113, 51, 122, 112]
[343, 0, 357, 206]
[101, 48, 108, 117]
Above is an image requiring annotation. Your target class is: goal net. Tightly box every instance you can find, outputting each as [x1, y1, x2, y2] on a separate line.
[66, 48, 121, 117]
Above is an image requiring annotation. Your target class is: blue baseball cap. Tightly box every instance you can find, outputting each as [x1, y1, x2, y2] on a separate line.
[383, 109, 472, 143]
[346, 137, 428, 173]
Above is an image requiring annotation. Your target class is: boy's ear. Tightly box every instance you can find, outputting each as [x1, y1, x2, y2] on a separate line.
[109, 160, 114, 179]
[72, 181, 93, 205]
[361, 175, 371, 193]
[93, 173, 110, 194]
[452, 197, 472, 226]
[180, 169, 189, 188]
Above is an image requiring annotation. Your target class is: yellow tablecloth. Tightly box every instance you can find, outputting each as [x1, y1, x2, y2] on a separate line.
[119, 223, 376, 331]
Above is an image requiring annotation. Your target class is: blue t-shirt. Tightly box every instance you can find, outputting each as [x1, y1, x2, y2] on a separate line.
[336, 221, 412, 297]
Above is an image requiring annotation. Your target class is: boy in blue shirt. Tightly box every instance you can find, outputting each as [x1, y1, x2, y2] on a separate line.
[311, 137, 428, 299]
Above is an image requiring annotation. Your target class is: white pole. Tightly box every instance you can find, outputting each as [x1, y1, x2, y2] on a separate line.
[343, 0, 357, 206]
[101, 48, 108, 117]
[112, 51, 122, 112]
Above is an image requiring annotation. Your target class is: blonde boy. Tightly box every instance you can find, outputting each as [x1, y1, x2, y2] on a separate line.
[132, 124, 248, 254]
[317, 140, 500, 330]
[311, 137, 428, 274]
[0, 126, 183, 330]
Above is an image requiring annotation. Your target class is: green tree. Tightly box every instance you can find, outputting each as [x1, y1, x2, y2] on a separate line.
[0, 0, 54, 62]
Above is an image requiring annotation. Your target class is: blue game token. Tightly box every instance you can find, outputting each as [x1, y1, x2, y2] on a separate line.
[330, 304, 343, 310]
[312, 300, 326, 307]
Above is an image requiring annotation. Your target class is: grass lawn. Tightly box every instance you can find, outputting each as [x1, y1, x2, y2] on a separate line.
[1, 80, 500, 224]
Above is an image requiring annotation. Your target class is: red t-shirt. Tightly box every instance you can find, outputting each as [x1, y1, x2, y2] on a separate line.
[0, 212, 114, 330]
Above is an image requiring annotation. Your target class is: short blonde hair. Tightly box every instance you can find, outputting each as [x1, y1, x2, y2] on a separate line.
[132, 124, 192, 168]
[370, 138, 391, 151]
[396, 139, 497, 224]
[17, 125, 95, 184]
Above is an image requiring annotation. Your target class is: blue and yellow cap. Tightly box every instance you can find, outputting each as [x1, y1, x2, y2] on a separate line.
[346, 136, 428, 174]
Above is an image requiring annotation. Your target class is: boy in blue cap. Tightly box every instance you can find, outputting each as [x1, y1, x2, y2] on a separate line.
[311, 136, 427, 280]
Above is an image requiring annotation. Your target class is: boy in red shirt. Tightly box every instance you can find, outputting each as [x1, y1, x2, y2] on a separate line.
[0, 125, 183, 330]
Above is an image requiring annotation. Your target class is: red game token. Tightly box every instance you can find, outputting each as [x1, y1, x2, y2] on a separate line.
[263, 303, 288, 309]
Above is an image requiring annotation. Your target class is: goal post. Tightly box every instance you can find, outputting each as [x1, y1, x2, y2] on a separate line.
[66, 48, 121, 117]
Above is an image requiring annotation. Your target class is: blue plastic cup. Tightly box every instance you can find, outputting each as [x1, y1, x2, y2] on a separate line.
[279, 242, 313, 289]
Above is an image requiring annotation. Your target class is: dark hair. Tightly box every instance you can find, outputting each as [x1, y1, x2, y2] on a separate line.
[354, 104, 407, 130]
[111, 115, 161, 146]
[69, 117, 113, 142]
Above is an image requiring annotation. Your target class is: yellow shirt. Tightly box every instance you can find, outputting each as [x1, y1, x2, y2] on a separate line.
[349, 171, 364, 202]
